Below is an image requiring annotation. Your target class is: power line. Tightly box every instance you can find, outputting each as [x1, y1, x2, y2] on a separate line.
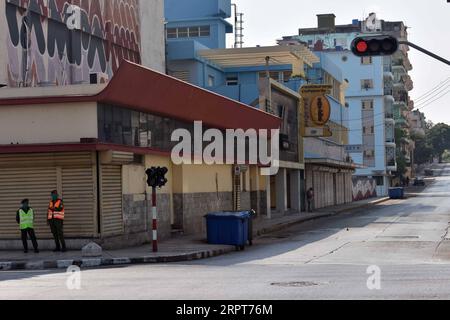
[414, 86, 450, 108]
[414, 77, 450, 102]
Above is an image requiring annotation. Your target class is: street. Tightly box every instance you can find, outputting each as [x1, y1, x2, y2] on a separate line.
[2, 165, 450, 300]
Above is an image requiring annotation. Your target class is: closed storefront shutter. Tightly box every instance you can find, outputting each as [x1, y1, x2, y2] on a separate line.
[0, 152, 96, 239]
[100, 165, 124, 237]
[0, 167, 57, 238]
[62, 167, 96, 237]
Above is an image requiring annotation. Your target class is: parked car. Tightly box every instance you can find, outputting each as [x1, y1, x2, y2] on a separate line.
[414, 177, 426, 187]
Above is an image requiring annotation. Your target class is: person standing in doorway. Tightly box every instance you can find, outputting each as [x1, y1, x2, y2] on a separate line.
[307, 188, 315, 213]
[48, 190, 66, 252]
[16, 199, 39, 253]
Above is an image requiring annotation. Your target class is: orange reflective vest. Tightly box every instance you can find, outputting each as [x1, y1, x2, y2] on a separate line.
[48, 199, 65, 220]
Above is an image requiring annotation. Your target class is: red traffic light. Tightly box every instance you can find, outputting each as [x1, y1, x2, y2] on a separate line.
[355, 40, 368, 53]
[351, 36, 399, 57]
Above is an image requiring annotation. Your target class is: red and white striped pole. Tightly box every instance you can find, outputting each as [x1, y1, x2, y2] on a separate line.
[152, 186, 158, 252]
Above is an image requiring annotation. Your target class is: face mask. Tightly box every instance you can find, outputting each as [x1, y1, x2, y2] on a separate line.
[52, 195, 58, 201]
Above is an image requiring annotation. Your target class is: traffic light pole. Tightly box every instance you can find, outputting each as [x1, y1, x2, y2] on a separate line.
[151, 186, 158, 252]
[398, 41, 450, 66]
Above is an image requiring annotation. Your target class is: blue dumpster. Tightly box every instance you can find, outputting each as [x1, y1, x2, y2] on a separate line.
[389, 187, 404, 199]
[205, 212, 250, 249]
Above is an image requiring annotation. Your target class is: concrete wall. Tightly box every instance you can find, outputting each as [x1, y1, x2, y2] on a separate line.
[140, 0, 165, 73]
[0, 102, 98, 144]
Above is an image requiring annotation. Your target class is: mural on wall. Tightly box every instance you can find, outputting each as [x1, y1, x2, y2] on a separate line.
[6, 0, 141, 87]
[352, 177, 377, 201]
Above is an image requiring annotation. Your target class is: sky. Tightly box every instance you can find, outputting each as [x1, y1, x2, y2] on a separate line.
[227, 0, 450, 125]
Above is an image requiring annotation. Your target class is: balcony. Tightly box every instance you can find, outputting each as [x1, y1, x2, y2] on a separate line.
[383, 65, 394, 81]
[384, 87, 393, 97]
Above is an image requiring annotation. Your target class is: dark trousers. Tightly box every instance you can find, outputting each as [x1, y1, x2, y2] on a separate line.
[21, 228, 38, 251]
[49, 219, 66, 250]
[307, 200, 314, 212]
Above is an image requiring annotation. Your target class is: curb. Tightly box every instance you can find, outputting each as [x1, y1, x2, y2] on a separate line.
[0, 198, 390, 272]
[0, 247, 236, 271]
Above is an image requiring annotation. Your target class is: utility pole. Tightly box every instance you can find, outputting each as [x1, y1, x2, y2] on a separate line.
[146, 167, 168, 252]
[151, 186, 158, 252]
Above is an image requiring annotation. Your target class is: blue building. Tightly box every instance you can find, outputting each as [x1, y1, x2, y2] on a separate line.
[283, 13, 413, 196]
[165, 0, 356, 212]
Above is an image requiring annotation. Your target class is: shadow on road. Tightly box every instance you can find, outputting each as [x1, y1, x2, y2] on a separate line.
[179, 201, 438, 267]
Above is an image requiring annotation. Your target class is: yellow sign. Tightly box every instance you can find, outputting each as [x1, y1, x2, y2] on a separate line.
[310, 96, 331, 126]
[300, 84, 333, 137]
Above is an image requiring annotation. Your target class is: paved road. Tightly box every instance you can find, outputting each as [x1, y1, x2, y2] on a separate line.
[2, 164, 450, 300]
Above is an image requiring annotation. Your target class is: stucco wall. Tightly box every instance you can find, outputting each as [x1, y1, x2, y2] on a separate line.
[139, 0, 165, 73]
[0, 102, 98, 144]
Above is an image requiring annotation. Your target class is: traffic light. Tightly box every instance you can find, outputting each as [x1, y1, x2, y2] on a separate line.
[146, 167, 168, 188]
[351, 35, 399, 57]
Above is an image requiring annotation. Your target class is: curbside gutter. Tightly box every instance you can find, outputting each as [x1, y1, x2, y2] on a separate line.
[0, 248, 235, 271]
[0, 198, 390, 272]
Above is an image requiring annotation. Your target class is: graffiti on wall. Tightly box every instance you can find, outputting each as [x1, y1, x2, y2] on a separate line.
[352, 177, 377, 201]
[6, 0, 141, 87]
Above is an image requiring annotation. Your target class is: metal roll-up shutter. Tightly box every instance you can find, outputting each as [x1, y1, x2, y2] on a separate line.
[0, 152, 96, 239]
[100, 165, 124, 237]
[62, 166, 96, 237]
[0, 167, 57, 239]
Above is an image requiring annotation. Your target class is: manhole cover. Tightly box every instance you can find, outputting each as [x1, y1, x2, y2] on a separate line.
[271, 281, 319, 288]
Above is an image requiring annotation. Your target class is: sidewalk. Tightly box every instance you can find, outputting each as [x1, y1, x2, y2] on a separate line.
[252, 197, 389, 237]
[0, 197, 389, 271]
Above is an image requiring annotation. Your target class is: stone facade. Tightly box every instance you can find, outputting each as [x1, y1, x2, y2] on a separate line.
[100, 193, 172, 250]
[174, 192, 234, 236]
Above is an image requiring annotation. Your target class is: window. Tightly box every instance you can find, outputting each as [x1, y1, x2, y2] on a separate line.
[177, 27, 188, 38]
[188, 26, 200, 38]
[361, 56, 373, 65]
[361, 79, 374, 90]
[226, 75, 238, 86]
[166, 28, 177, 39]
[166, 26, 210, 39]
[208, 75, 215, 87]
[362, 100, 374, 110]
[200, 25, 211, 37]
[374, 176, 384, 186]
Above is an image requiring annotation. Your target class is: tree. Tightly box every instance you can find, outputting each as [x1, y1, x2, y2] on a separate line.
[428, 123, 450, 162]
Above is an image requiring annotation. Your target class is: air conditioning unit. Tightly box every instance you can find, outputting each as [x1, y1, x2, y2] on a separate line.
[279, 134, 290, 151]
[365, 150, 374, 157]
[89, 72, 109, 84]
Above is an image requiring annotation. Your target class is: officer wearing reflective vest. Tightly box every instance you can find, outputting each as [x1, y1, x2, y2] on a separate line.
[48, 190, 67, 252]
[16, 199, 39, 253]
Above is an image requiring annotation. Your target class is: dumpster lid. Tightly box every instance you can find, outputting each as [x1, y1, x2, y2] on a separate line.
[205, 211, 251, 219]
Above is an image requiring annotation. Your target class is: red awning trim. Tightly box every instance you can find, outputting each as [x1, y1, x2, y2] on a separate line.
[0, 61, 281, 131]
